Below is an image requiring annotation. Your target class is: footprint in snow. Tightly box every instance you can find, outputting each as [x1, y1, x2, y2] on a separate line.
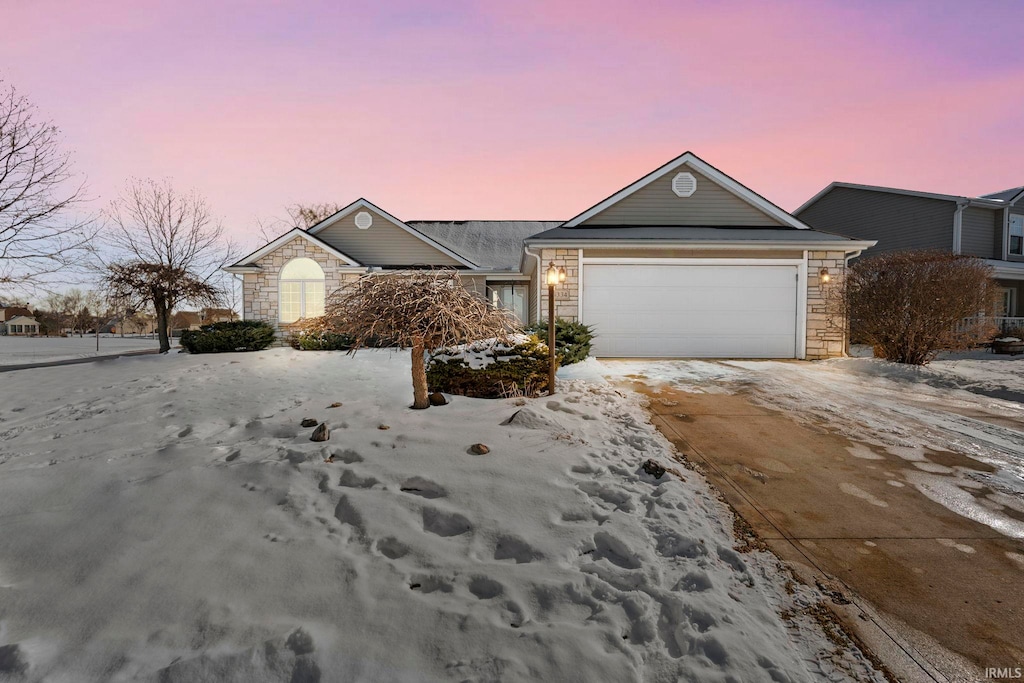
[493, 535, 542, 564]
[399, 477, 447, 499]
[376, 537, 410, 560]
[468, 576, 504, 600]
[338, 470, 380, 489]
[589, 531, 642, 569]
[421, 507, 472, 537]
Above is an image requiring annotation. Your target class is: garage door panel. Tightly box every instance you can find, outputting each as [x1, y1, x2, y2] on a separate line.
[583, 264, 799, 358]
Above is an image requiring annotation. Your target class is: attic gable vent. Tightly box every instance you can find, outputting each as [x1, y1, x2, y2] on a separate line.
[354, 211, 373, 229]
[672, 172, 697, 197]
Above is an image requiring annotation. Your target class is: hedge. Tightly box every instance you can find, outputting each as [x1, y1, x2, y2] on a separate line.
[179, 320, 275, 353]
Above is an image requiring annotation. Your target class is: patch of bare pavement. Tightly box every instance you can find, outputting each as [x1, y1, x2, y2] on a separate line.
[623, 364, 1024, 683]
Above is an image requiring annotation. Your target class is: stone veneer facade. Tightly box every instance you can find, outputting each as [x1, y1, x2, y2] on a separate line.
[537, 247, 847, 360]
[242, 238, 363, 343]
[804, 250, 847, 360]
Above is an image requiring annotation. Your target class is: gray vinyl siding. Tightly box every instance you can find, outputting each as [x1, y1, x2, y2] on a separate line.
[797, 187, 953, 253]
[580, 167, 785, 227]
[314, 208, 464, 267]
[960, 206, 1002, 259]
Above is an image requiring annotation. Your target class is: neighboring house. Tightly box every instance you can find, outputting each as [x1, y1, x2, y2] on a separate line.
[796, 182, 1024, 322]
[225, 152, 874, 359]
[199, 307, 239, 325]
[3, 315, 40, 336]
[171, 311, 202, 331]
[0, 305, 32, 322]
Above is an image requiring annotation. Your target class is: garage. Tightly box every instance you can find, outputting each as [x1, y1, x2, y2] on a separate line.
[581, 261, 803, 358]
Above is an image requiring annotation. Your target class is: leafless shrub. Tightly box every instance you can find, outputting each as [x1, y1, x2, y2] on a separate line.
[841, 251, 997, 365]
[322, 269, 519, 409]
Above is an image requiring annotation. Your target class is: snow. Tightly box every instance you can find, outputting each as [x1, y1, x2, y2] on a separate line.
[595, 355, 1024, 540]
[0, 349, 882, 682]
[0, 335, 166, 366]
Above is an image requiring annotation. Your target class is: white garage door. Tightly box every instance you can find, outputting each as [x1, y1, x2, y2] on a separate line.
[582, 263, 800, 358]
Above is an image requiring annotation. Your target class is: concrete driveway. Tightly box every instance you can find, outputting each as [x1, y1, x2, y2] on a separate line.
[611, 360, 1024, 683]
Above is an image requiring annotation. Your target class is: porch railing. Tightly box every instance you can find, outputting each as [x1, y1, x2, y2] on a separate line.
[958, 316, 1024, 336]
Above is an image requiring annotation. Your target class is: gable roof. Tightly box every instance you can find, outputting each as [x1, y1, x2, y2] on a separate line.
[795, 181, 1010, 215]
[226, 228, 363, 271]
[307, 198, 478, 268]
[408, 221, 561, 271]
[5, 315, 38, 325]
[980, 186, 1024, 204]
[563, 151, 811, 229]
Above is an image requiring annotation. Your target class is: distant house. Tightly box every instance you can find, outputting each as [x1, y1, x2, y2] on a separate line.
[0, 305, 32, 322]
[171, 311, 202, 331]
[200, 307, 238, 325]
[3, 315, 40, 336]
[796, 183, 1024, 323]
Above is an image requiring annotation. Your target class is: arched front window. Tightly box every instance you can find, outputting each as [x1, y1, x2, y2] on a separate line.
[279, 257, 325, 323]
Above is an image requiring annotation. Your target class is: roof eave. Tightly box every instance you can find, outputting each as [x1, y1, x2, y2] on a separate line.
[524, 238, 877, 251]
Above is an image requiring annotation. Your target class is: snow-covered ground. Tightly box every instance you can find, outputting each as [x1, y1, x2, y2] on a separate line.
[0, 349, 882, 682]
[0, 335, 166, 366]
[576, 353, 1024, 540]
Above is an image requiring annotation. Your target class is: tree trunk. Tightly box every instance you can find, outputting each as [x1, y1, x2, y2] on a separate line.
[155, 299, 171, 353]
[411, 339, 429, 410]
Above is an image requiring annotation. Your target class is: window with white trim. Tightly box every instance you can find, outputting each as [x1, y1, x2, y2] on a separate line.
[279, 257, 326, 323]
[487, 281, 527, 323]
[1010, 215, 1023, 256]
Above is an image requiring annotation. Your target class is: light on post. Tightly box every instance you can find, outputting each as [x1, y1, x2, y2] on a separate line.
[545, 262, 566, 396]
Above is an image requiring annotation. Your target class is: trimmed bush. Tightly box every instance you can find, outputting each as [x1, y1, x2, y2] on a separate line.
[427, 335, 551, 398]
[180, 320, 275, 354]
[290, 330, 355, 351]
[525, 319, 594, 365]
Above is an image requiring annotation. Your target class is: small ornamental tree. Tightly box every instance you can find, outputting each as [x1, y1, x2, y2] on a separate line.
[322, 269, 519, 409]
[843, 251, 997, 365]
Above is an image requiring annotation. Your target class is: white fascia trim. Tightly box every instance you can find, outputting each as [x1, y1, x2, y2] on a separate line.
[480, 273, 531, 280]
[985, 259, 1024, 279]
[581, 257, 804, 266]
[307, 198, 479, 269]
[223, 265, 262, 273]
[796, 181, 1008, 212]
[563, 152, 811, 230]
[527, 239, 877, 252]
[797, 254, 808, 360]
[229, 229, 363, 268]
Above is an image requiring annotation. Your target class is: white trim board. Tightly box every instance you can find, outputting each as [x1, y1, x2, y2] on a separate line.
[227, 229, 363, 269]
[306, 198, 478, 269]
[527, 239, 875, 251]
[563, 151, 812, 230]
[581, 257, 805, 266]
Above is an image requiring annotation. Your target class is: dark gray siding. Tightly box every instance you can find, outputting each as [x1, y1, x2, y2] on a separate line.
[797, 187, 954, 253]
[960, 206, 1001, 259]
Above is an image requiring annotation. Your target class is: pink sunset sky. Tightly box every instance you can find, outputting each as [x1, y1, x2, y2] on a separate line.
[2, 0, 1022, 247]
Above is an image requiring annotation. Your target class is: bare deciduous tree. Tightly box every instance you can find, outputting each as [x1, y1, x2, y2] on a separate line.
[0, 78, 95, 290]
[320, 269, 518, 409]
[103, 178, 234, 353]
[840, 251, 997, 365]
[256, 202, 344, 242]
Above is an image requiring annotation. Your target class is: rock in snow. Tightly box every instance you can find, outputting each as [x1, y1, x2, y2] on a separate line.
[469, 443, 490, 455]
[642, 458, 667, 479]
[428, 392, 448, 406]
[300, 418, 319, 428]
[0, 348, 886, 682]
[309, 422, 329, 441]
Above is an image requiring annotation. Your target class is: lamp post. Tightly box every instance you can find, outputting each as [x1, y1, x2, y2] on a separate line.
[546, 261, 567, 395]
